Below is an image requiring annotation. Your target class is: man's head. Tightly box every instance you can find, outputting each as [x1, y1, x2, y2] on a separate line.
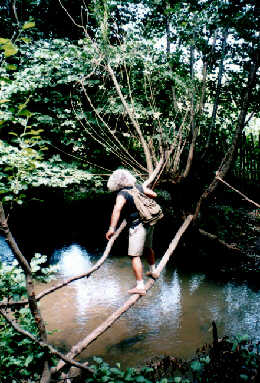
[107, 169, 136, 191]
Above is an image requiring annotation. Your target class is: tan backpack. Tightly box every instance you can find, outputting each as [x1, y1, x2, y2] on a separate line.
[126, 186, 164, 226]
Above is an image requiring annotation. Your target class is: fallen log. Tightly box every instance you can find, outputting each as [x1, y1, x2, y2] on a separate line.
[54, 214, 193, 374]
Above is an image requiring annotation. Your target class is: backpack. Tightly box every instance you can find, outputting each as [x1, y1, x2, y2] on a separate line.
[126, 186, 164, 226]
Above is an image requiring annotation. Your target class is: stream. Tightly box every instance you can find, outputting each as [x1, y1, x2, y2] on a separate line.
[1, 236, 260, 368]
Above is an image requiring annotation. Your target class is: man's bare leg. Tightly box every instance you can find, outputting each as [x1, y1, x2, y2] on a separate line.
[143, 247, 155, 266]
[131, 255, 143, 280]
[128, 256, 146, 295]
[144, 247, 159, 279]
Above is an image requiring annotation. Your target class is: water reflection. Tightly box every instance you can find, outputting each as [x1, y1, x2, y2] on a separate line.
[189, 274, 206, 294]
[1, 238, 260, 367]
[0, 236, 14, 264]
[51, 244, 123, 325]
[54, 244, 92, 277]
[223, 283, 260, 337]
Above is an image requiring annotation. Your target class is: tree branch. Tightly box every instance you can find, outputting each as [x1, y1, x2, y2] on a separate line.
[199, 228, 243, 254]
[142, 156, 165, 189]
[0, 309, 94, 374]
[37, 220, 127, 300]
[0, 220, 127, 308]
[106, 63, 154, 174]
[216, 174, 260, 208]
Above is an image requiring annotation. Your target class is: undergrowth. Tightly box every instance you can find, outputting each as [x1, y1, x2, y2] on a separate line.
[70, 334, 260, 383]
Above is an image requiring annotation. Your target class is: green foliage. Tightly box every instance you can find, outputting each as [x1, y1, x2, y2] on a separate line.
[0, 1, 258, 381]
[0, 254, 58, 382]
[150, 336, 260, 383]
[0, 140, 101, 204]
[203, 204, 258, 252]
[86, 357, 154, 383]
[192, 335, 260, 383]
[0, 38, 18, 58]
[0, 254, 58, 301]
[0, 307, 43, 382]
[83, 335, 260, 383]
[1, 0, 259, 195]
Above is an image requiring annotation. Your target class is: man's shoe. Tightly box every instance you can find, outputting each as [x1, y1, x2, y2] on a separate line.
[146, 271, 159, 280]
[128, 287, 146, 296]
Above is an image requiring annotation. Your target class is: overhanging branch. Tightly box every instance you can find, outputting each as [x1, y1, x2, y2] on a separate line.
[1, 220, 127, 308]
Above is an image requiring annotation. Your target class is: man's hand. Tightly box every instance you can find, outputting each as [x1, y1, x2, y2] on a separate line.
[143, 185, 157, 198]
[106, 228, 115, 240]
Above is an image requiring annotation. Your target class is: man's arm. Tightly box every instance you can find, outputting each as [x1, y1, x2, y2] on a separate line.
[106, 194, 126, 240]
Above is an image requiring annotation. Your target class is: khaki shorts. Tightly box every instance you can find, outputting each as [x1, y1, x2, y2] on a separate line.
[128, 223, 154, 257]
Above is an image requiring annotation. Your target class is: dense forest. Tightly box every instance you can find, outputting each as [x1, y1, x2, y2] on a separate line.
[0, 0, 259, 382]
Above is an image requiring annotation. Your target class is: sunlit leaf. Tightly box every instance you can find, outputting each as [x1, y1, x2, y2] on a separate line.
[6, 64, 17, 71]
[20, 37, 32, 43]
[28, 129, 44, 135]
[18, 109, 32, 117]
[22, 21, 35, 30]
[0, 38, 10, 44]
[1, 42, 18, 57]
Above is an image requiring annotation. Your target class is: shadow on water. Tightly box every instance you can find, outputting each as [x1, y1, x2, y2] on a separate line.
[106, 333, 147, 353]
[1, 236, 260, 368]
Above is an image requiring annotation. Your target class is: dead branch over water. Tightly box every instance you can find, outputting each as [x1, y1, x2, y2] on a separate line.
[216, 174, 260, 209]
[199, 228, 243, 253]
[37, 220, 127, 300]
[0, 220, 127, 309]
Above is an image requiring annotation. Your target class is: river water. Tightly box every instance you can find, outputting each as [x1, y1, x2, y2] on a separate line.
[1, 237, 260, 368]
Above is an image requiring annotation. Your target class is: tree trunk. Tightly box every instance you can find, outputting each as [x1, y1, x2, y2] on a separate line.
[194, 53, 259, 219]
[0, 203, 51, 383]
[205, 28, 228, 150]
[182, 57, 207, 178]
[165, 1, 171, 55]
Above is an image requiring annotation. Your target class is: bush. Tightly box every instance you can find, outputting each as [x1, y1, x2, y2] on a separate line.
[0, 255, 58, 382]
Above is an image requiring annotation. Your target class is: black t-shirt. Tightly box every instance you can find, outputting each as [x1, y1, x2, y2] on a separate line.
[118, 184, 143, 226]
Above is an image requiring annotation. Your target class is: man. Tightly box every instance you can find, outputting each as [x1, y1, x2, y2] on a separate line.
[106, 169, 159, 296]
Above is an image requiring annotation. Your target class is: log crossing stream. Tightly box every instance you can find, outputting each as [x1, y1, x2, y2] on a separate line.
[1, 237, 260, 368]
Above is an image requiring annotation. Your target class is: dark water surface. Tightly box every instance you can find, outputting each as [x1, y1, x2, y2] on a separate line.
[1, 238, 260, 368]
